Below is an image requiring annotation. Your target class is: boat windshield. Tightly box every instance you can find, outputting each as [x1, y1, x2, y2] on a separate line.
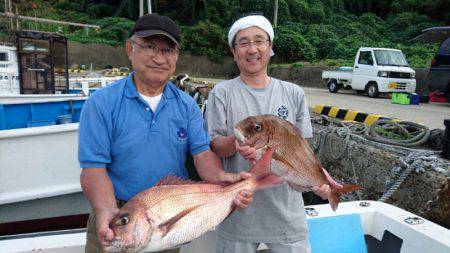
[374, 50, 409, 66]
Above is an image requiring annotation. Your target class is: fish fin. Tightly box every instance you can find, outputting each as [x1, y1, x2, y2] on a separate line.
[155, 205, 201, 237]
[248, 146, 276, 180]
[247, 146, 284, 190]
[287, 182, 311, 192]
[329, 184, 362, 211]
[255, 175, 284, 190]
[155, 175, 198, 186]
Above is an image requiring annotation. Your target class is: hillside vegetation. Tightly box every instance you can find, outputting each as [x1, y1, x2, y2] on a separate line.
[1, 0, 448, 67]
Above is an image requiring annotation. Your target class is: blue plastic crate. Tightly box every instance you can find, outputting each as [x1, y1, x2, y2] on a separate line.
[410, 93, 420, 105]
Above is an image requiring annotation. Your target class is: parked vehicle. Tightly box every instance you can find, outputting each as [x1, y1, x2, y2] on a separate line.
[414, 26, 450, 102]
[322, 48, 416, 98]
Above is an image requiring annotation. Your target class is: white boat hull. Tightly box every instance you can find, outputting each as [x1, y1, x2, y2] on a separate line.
[1, 201, 448, 253]
[0, 124, 90, 224]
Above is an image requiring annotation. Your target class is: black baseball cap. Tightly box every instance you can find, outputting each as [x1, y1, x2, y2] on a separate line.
[131, 13, 180, 48]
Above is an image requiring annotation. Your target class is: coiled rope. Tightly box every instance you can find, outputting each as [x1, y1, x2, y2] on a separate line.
[364, 119, 431, 147]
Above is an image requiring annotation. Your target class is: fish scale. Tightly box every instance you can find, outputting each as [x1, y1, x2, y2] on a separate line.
[234, 114, 361, 211]
[105, 144, 280, 253]
[141, 180, 256, 251]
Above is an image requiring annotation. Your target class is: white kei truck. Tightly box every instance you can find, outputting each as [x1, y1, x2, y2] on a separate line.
[322, 47, 417, 98]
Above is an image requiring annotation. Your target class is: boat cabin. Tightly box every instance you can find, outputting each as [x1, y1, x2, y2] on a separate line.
[2, 31, 69, 95]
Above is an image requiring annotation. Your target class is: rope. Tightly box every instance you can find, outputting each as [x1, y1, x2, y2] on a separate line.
[312, 115, 367, 159]
[312, 115, 444, 203]
[312, 115, 362, 199]
[378, 166, 413, 202]
[347, 144, 363, 200]
[365, 119, 431, 147]
[378, 150, 445, 202]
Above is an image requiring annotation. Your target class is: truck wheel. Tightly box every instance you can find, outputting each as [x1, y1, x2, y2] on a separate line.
[366, 83, 379, 98]
[328, 80, 339, 93]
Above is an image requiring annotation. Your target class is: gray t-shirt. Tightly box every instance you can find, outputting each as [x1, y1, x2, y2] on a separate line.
[205, 77, 313, 243]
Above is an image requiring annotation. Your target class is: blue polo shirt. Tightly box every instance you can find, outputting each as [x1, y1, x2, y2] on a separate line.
[78, 74, 210, 201]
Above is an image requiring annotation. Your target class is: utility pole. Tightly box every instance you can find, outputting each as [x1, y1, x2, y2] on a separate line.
[139, 0, 143, 17]
[147, 0, 152, 14]
[5, 0, 13, 31]
[31, 2, 38, 30]
[14, 1, 18, 30]
[273, 0, 278, 28]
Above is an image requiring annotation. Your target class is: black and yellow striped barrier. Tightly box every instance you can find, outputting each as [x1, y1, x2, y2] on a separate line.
[314, 104, 395, 126]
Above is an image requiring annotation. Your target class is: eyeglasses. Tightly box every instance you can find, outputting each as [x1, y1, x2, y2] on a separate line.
[130, 40, 178, 58]
[234, 39, 270, 49]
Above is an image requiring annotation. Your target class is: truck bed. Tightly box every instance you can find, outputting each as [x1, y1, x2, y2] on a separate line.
[322, 70, 353, 81]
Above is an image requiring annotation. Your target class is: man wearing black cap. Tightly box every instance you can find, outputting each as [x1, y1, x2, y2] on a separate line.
[78, 13, 254, 253]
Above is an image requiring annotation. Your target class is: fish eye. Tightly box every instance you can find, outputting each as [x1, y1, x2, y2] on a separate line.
[120, 216, 129, 225]
[117, 214, 130, 226]
[254, 123, 263, 132]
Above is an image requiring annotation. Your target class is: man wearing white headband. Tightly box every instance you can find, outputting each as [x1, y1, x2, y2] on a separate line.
[205, 15, 341, 253]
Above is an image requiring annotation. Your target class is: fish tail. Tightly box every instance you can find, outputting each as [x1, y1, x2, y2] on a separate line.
[329, 184, 362, 211]
[248, 146, 284, 190]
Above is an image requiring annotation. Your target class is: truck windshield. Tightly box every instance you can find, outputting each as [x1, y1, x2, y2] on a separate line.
[374, 50, 409, 66]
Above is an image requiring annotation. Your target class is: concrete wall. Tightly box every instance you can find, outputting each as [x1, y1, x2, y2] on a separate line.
[68, 41, 131, 70]
[270, 66, 331, 88]
[68, 42, 238, 78]
[67, 42, 431, 93]
[175, 52, 238, 79]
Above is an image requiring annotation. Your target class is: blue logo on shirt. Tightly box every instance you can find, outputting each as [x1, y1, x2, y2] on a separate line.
[177, 128, 187, 140]
[277, 105, 288, 119]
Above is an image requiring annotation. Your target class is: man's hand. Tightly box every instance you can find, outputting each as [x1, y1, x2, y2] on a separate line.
[96, 207, 119, 248]
[235, 140, 257, 165]
[220, 171, 254, 209]
[311, 168, 343, 200]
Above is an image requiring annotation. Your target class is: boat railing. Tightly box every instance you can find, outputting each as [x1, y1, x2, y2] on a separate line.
[68, 76, 123, 95]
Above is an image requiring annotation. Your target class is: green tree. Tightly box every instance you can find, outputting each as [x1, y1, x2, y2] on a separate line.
[182, 21, 228, 62]
[200, 0, 240, 27]
[274, 26, 316, 62]
[114, 0, 137, 21]
[386, 12, 431, 42]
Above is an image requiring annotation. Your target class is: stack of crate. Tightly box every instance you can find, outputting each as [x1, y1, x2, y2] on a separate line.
[429, 92, 447, 103]
[391, 93, 420, 105]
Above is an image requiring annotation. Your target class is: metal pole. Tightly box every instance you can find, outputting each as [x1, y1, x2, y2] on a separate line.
[274, 0, 278, 28]
[139, 0, 143, 17]
[147, 0, 152, 14]
[8, 0, 13, 30]
[15, 4, 19, 31]
[0, 12, 101, 29]
[34, 9, 37, 30]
